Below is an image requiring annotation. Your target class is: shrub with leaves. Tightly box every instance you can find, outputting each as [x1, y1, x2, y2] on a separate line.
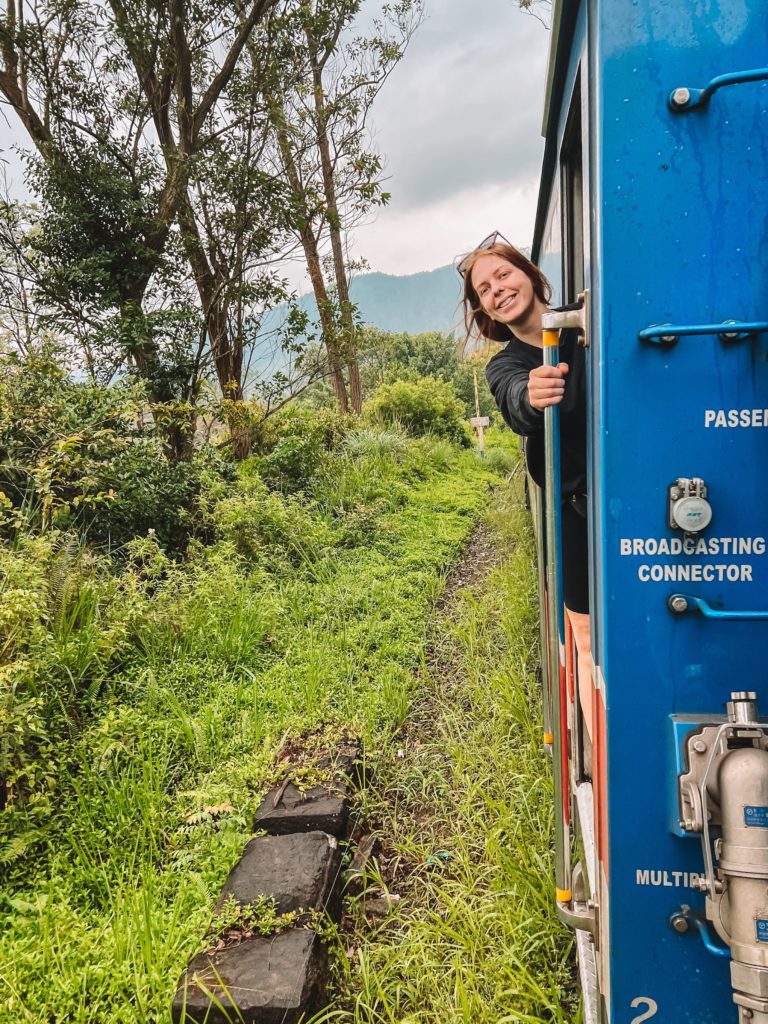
[0, 349, 142, 533]
[90, 442, 236, 551]
[0, 533, 151, 808]
[257, 406, 352, 492]
[209, 475, 330, 567]
[363, 376, 470, 446]
[0, 348, 236, 551]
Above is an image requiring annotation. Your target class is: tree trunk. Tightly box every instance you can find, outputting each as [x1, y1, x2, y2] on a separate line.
[306, 265, 349, 414]
[347, 360, 362, 413]
[178, 196, 253, 457]
[307, 28, 362, 413]
[272, 105, 349, 412]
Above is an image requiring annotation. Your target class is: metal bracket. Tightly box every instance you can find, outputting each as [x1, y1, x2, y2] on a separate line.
[542, 290, 590, 347]
[639, 320, 768, 346]
[669, 67, 768, 111]
[668, 594, 768, 621]
[676, 720, 768, 833]
[678, 723, 726, 832]
[556, 863, 597, 933]
[557, 899, 597, 933]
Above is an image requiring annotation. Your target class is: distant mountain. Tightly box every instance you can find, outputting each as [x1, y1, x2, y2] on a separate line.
[249, 264, 464, 384]
[347, 264, 464, 335]
[263, 263, 464, 340]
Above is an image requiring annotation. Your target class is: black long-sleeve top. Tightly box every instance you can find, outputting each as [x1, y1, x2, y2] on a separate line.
[485, 327, 587, 495]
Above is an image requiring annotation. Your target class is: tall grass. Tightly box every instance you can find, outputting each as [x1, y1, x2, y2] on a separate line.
[326, 480, 579, 1024]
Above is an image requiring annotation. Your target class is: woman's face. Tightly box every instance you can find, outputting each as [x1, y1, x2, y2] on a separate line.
[470, 253, 536, 326]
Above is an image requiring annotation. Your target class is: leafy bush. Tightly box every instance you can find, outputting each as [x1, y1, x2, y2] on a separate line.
[257, 407, 352, 492]
[356, 329, 500, 418]
[209, 475, 330, 566]
[0, 533, 152, 807]
[262, 432, 327, 492]
[0, 349, 143, 533]
[0, 348, 240, 552]
[363, 376, 469, 446]
[89, 442, 235, 551]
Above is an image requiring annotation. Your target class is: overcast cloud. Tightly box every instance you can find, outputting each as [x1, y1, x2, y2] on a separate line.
[349, 0, 551, 278]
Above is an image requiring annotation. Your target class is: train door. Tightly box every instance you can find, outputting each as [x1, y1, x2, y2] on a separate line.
[560, 79, 590, 785]
[537, 42, 607, 1021]
[559, 68, 606, 1024]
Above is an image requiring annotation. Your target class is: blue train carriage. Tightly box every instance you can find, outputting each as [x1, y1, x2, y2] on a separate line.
[529, 1, 768, 1021]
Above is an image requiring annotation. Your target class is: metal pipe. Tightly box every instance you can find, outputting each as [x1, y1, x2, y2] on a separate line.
[541, 324, 571, 903]
[531, 480, 553, 748]
[717, 742, 768, 1022]
[680, 694, 768, 1022]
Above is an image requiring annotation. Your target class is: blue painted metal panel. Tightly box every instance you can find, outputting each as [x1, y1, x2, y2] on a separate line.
[594, 2, 768, 1021]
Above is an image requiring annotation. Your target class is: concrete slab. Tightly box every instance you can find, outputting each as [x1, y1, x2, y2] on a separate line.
[215, 831, 342, 918]
[254, 782, 350, 837]
[172, 929, 327, 1024]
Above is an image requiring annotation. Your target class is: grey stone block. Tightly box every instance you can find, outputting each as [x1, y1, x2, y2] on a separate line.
[216, 831, 342, 918]
[172, 929, 328, 1024]
[254, 782, 350, 837]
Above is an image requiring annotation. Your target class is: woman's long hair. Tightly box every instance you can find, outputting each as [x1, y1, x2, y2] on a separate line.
[461, 242, 552, 344]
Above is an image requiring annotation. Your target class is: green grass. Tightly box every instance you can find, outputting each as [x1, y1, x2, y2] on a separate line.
[0, 447, 506, 1023]
[325, 478, 579, 1024]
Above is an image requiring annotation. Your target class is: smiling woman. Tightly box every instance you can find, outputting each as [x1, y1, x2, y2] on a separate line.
[459, 239, 592, 736]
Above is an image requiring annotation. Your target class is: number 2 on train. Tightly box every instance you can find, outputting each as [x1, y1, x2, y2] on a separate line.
[630, 997, 658, 1023]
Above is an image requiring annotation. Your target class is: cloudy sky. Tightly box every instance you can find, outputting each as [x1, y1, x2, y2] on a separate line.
[349, 0, 551, 278]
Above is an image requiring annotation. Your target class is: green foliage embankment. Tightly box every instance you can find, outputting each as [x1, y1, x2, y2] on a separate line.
[1, 392, 514, 1021]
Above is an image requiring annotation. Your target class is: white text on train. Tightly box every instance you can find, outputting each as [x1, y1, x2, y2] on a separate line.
[620, 537, 766, 556]
[620, 536, 765, 583]
[636, 869, 702, 888]
[705, 409, 768, 428]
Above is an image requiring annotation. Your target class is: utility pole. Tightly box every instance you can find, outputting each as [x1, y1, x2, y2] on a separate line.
[470, 366, 490, 454]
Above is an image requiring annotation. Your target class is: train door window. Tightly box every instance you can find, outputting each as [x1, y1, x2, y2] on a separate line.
[561, 77, 584, 302]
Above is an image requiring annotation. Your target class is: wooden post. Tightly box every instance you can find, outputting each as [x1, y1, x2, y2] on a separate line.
[470, 366, 490, 453]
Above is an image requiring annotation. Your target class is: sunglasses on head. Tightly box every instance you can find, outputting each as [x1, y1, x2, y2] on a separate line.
[455, 230, 513, 278]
